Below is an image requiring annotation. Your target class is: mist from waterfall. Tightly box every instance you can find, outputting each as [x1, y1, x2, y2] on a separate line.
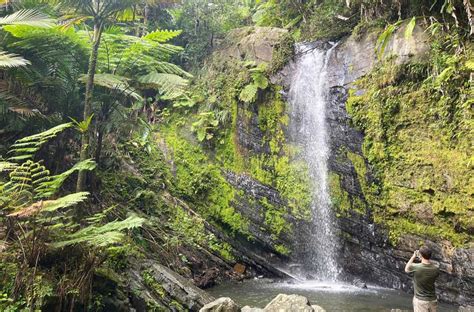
[289, 44, 339, 281]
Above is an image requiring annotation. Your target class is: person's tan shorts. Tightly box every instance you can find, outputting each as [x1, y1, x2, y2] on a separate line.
[413, 296, 437, 312]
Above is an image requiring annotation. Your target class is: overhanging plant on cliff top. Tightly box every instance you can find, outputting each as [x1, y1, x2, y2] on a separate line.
[0, 123, 144, 310]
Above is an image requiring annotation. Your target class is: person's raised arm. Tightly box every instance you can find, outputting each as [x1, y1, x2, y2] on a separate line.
[405, 250, 418, 273]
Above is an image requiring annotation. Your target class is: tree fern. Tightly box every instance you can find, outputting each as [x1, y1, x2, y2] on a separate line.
[0, 9, 54, 27]
[144, 29, 182, 42]
[78, 73, 142, 100]
[138, 72, 188, 99]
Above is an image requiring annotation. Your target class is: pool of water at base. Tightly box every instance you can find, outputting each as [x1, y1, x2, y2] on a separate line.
[207, 279, 458, 312]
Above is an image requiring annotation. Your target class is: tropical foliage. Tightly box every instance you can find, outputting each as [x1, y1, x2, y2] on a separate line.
[0, 0, 472, 310]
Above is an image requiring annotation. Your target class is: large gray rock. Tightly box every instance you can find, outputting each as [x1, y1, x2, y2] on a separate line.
[263, 294, 317, 312]
[219, 26, 288, 64]
[242, 306, 264, 312]
[129, 261, 214, 311]
[199, 297, 240, 312]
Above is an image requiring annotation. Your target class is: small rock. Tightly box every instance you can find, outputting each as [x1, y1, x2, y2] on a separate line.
[199, 297, 240, 312]
[233, 263, 246, 275]
[459, 306, 474, 312]
[194, 267, 220, 289]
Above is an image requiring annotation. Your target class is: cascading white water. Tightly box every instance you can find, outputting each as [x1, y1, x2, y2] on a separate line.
[289, 43, 339, 281]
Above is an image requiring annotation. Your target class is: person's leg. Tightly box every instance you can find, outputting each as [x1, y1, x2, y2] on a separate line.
[413, 297, 421, 312]
[428, 301, 437, 312]
[414, 297, 432, 312]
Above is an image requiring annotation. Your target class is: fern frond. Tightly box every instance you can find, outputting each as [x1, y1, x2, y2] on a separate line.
[144, 29, 182, 43]
[79, 73, 142, 100]
[41, 192, 90, 212]
[0, 51, 30, 68]
[52, 215, 145, 248]
[9, 123, 72, 160]
[239, 83, 258, 103]
[0, 161, 18, 172]
[0, 9, 55, 27]
[154, 61, 193, 78]
[138, 72, 188, 99]
[35, 159, 96, 198]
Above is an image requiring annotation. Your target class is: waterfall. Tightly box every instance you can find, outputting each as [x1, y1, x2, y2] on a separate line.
[289, 43, 339, 281]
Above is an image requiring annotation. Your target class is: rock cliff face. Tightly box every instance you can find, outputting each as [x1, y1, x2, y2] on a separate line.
[218, 25, 472, 305]
[277, 24, 472, 305]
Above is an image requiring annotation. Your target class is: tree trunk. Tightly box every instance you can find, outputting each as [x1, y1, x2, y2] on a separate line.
[76, 22, 103, 192]
[464, 0, 474, 36]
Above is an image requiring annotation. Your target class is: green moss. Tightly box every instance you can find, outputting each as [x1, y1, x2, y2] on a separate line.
[387, 218, 470, 247]
[275, 244, 291, 256]
[346, 41, 473, 246]
[269, 32, 295, 74]
[160, 123, 250, 235]
[328, 172, 351, 213]
[142, 270, 166, 299]
[210, 241, 235, 262]
[169, 300, 185, 311]
[260, 197, 291, 240]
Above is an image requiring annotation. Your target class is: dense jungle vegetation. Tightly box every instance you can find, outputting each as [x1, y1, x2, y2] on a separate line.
[0, 0, 472, 311]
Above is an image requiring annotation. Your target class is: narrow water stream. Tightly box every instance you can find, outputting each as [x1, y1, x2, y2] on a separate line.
[288, 43, 340, 280]
[208, 279, 458, 312]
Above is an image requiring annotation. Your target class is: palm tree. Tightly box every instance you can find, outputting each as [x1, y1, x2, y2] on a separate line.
[60, 0, 139, 191]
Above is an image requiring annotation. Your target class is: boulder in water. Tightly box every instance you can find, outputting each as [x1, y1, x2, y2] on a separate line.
[311, 305, 326, 312]
[199, 297, 240, 312]
[242, 306, 264, 312]
[352, 278, 368, 289]
[264, 294, 324, 312]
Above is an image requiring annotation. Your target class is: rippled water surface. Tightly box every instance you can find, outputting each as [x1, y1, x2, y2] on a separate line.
[208, 279, 458, 312]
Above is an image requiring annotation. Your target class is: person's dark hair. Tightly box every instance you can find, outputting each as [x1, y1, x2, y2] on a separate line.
[419, 246, 432, 259]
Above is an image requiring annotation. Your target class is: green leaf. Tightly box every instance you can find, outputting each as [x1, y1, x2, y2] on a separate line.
[404, 17, 416, 39]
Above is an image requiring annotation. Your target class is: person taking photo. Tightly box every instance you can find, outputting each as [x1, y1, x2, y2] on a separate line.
[405, 246, 440, 312]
